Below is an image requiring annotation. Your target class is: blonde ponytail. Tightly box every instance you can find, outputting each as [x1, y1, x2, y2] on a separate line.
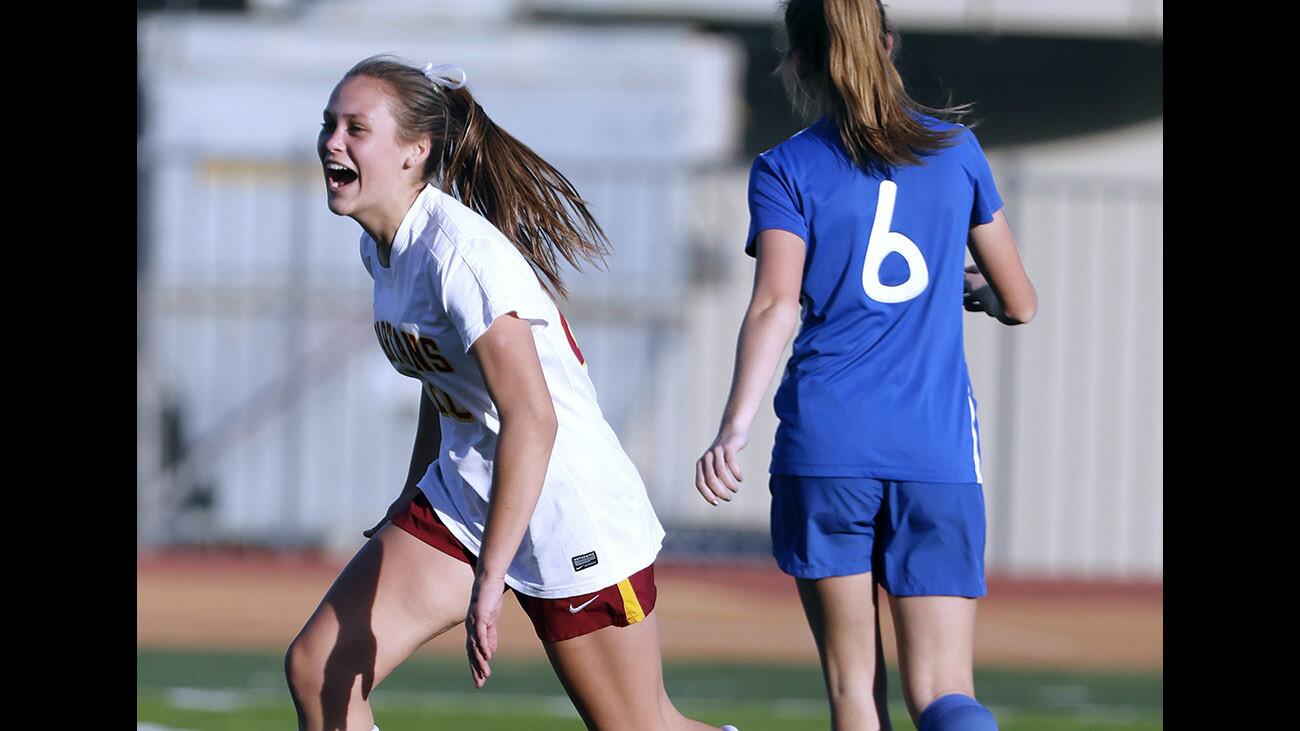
[781, 0, 971, 173]
[343, 55, 610, 301]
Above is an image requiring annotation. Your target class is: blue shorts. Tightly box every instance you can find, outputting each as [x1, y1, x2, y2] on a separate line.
[769, 475, 987, 597]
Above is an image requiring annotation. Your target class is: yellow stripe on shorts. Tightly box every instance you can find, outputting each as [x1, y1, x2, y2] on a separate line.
[616, 578, 646, 624]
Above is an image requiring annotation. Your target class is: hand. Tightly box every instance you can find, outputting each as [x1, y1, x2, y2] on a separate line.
[695, 430, 747, 506]
[363, 484, 421, 538]
[963, 265, 1008, 321]
[466, 571, 504, 688]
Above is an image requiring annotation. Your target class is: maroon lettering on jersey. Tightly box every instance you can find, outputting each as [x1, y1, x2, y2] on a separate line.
[400, 331, 434, 371]
[418, 336, 455, 373]
[373, 322, 401, 364]
[559, 312, 585, 366]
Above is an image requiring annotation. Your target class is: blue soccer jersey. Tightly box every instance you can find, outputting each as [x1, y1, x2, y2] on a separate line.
[746, 115, 1003, 483]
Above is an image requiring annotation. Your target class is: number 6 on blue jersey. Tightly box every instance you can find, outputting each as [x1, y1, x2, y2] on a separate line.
[862, 180, 928, 304]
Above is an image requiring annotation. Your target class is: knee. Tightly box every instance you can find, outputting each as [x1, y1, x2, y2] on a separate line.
[824, 679, 876, 708]
[917, 693, 997, 731]
[284, 635, 324, 699]
[816, 657, 880, 718]
[819, 676, 878, 726]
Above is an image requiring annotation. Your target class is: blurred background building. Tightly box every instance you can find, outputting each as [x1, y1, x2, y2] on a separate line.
[137, 0, 1162, 581]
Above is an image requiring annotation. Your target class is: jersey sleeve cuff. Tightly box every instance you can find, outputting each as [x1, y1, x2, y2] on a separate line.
[459, 300, 551, 353]
[745, 224, 809, 258]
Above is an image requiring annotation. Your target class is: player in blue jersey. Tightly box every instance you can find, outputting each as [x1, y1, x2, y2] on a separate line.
[695, 2, 1037, 731]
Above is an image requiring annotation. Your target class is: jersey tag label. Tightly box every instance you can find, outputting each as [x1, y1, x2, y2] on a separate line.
[571, 551, 599, 572]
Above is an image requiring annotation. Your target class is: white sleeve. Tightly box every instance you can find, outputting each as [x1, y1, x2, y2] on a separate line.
[434, 237, 552, 353]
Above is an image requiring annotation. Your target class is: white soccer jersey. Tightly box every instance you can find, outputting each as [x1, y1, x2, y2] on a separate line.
[360, 184, 665, 599]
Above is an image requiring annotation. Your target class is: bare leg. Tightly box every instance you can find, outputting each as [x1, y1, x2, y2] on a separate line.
[285, 524, 475, 731]
[871, 581, 893, 731]
[795, 572, 890, 731]
[542, 613, 718, 731]
[886, 594, 978, 725]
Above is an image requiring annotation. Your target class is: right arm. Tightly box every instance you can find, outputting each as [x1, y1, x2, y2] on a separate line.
[363, 386, 443, 537]
[695, 228, 805, 506]
[964, 209, 1037, 325]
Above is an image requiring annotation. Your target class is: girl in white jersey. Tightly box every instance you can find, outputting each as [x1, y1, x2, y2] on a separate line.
[695, 3, 1037, 731]
[285, 56, 736, 731]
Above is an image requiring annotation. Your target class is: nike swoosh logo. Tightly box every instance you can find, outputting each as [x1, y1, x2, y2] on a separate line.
[568, 594, 600, 613]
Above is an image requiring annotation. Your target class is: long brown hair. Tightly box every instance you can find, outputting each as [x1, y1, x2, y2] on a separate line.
[344, 55, 609, 300]
[778, 0, 970, 174]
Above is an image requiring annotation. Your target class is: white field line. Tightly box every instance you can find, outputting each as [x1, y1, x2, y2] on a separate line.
[164, 687, 263, 711]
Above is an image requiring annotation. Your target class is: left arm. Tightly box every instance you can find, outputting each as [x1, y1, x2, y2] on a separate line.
[963, 210, 1037, 325]
[464, 312, 558, 688]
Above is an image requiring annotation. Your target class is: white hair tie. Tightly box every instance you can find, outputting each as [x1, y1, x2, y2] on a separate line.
[423, 63, 467, 90]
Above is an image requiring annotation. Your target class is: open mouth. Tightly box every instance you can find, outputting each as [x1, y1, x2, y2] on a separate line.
[324, 162, 358, 190]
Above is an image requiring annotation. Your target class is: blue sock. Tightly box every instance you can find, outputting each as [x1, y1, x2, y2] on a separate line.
[917, 693, 998, 731]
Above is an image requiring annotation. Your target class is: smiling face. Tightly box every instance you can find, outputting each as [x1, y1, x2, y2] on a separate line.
[317, 75, 426, 225]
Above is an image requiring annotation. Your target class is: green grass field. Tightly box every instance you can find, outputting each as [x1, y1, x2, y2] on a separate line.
[137, 649, 1162, 730]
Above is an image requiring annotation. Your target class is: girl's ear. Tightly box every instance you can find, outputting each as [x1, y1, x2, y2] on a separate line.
[405, 137, 431, 171]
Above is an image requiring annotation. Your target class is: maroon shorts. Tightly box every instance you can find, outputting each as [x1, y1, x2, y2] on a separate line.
[390, 492, 657, 643]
